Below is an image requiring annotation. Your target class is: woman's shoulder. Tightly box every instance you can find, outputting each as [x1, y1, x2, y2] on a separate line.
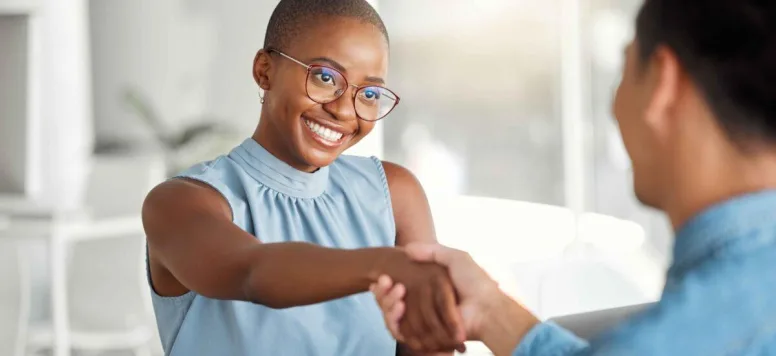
[172, 155, 250, 211]
[175, 156, 241, 191]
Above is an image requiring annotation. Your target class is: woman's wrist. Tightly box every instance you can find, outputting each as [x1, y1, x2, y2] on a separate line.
[358, 247, 408, 287]
[366, 247, 407, 278]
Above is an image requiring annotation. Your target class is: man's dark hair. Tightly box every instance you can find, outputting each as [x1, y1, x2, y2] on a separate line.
[636, 0, 776, 142]
[263, 0, 389, 51]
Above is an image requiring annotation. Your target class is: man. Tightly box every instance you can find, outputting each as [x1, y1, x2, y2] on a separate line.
[372, 0, 776, 354]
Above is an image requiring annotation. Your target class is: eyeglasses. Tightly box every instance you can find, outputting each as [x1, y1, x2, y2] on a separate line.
[269, 49, 400, 122]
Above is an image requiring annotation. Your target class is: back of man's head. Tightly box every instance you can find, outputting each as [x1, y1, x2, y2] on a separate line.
[636, 0, 776, 143]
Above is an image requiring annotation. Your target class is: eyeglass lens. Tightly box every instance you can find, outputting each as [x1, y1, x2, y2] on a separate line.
[307, 66, 397, 121]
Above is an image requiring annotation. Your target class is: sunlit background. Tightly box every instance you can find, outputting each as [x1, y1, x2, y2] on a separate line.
[0, 0, 670, 355]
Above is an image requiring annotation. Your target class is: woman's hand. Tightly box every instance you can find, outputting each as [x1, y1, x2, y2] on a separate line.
[373, 243, 539, 356]
[373, 249, 467, 353]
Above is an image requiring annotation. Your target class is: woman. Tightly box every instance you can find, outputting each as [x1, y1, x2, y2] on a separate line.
[142, 0, 464, 355]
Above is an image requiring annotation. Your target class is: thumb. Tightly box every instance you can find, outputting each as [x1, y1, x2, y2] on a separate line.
[427, 243, 465, 267]
[403, 242, 437, 262]
[406, 243, 464, 268]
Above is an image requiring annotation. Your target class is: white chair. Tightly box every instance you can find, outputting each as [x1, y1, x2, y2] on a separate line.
[26, 232, 156, 356]
[26, 153, 165, 356]
[84, 153, 166, 219]
[429, 195, 582, 307]
[0, 236, 31, 356]
[429, 195, 576, 263]
[429, 195, 577, 355]
[551, 302, 654, 340]
[535, 212, 664, 320]
[537, 260, 655, 319]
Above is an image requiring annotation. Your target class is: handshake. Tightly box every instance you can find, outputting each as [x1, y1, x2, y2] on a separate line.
[370, 243, 540, 355]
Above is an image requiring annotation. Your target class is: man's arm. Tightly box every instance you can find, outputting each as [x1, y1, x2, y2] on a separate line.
[143, 178, 450, 309]
[480, 293, 587, 356]
[371, 243, 588, 356]
[383, 161, 464, 355]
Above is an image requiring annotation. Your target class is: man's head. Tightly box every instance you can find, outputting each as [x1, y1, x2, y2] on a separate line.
[613, 0, 776, 218]
[253, 0, 391, 171]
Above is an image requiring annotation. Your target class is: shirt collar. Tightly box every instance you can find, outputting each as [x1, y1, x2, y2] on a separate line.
[228, 138, 329, 198]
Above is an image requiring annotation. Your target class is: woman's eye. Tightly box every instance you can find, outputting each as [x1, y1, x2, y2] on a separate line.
[318, 73, 334, 83]
[312, 69, 338, 87]
[361, 89, 381, 100]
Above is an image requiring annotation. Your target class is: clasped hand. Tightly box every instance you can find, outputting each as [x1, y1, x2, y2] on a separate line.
[372, 244, 504, 354]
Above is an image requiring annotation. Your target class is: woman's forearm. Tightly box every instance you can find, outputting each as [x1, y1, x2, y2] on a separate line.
[242, 242, 402, 308]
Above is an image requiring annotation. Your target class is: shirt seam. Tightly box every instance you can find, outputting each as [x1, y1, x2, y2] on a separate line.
[371, 156, 397, 242]
[230, 149, 327, 200]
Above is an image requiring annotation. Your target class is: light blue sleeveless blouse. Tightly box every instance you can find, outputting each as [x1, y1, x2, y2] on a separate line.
[147, 138, 397, 356]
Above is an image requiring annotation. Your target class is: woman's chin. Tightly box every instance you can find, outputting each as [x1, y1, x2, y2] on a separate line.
[299, 148, 340, 170]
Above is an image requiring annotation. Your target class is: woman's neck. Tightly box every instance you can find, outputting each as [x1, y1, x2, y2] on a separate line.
[252, 127, 318, 173]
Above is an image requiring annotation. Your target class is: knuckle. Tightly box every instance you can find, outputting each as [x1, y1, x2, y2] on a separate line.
[460, 250, 473, 261]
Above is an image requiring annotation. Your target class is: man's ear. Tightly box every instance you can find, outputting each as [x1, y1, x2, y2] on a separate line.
[253, 49, 272, 90]
[644, 45, 681, 135]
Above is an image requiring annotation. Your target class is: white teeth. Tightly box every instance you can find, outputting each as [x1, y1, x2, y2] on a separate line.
[305, 120, 344, 142]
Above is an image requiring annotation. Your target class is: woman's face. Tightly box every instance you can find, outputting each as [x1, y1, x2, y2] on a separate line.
[254, 17, 390, 172]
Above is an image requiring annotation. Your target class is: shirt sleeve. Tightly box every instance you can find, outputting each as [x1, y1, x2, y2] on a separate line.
[512, 322, 589, 356]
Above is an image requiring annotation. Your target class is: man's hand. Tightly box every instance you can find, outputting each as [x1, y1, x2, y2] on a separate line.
[373, 243, 500, 341]
[374, 248, 466, 352]
[372, 243, 541, 356]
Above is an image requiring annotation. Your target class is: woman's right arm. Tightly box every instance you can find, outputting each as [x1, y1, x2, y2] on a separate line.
[142, 178, 447, 310]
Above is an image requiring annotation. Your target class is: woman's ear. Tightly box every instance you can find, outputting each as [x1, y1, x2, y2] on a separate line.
[253, 49, 272, 90]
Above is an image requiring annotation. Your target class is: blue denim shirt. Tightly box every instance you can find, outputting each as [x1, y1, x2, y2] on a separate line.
[514, 190, 776, 356]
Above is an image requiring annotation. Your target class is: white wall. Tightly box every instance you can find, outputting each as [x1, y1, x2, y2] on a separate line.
[0, 0, 93, 208]
[0, 0, 38, 12]
[90, 0, 384, 158]
[90, 0, 275, 144]
[0, 14, 29, 195]
[0, 0, 93, 324]
[34, 0, 93, 209]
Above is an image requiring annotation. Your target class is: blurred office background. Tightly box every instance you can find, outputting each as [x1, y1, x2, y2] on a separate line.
[0, 0, 669, 355]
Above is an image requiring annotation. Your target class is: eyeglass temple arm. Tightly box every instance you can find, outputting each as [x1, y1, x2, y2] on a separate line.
[270, 49, 311, 69]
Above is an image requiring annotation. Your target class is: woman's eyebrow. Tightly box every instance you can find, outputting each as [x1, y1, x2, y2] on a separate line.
[309, 56, 347, 72]
[364, 76, 385, 84]
[309, 56, 385, 84]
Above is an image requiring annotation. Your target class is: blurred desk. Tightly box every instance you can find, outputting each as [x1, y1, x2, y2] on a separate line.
[0, 207, 144, 356]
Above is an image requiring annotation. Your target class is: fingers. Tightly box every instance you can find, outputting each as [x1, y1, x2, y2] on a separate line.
[386, 301, 406, 339]
[405, 243, 470, 268]
[427, 244, 469, 267]
[400, 280, 444, 352]
[418, 279, 452, 351]
[436, 275, 466, 343]
[377, 277, 406, 312]
[371, 276, 406, 341]
[403, 242, 436, 261]
[402, 272, 466, 354]
[435, 275, 467, 353]
[400, 290, 428, 351]
[432, 275, 468, 353]
[380, 283, 407, 339]
[384, 245, 477, 353]
[370, 275, 393, 301]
